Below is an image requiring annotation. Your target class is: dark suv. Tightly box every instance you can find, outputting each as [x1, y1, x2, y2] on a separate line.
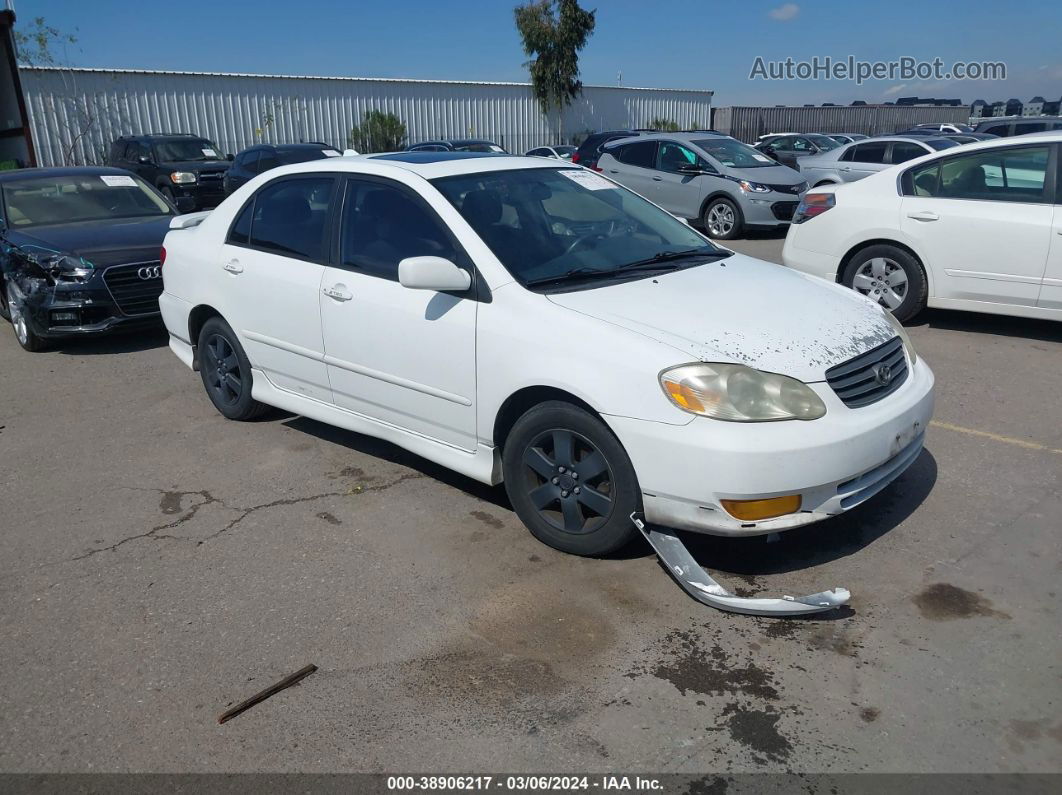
[107, 134, 233, 210]
[224, 143, 340, 195]
[572, 130, 648, 170]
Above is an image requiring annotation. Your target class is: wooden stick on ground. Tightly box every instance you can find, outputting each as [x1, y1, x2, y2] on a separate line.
[218, 664, 318, 724]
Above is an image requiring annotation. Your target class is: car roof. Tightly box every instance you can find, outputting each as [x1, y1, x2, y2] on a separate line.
[301, 151, 567, 178]
[0, 165, 136, 181]
[601, 131, 739, 148]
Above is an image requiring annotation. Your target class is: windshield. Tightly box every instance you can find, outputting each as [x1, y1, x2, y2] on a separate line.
[692, 138, 776, 168]
[455, 143, 506, 153]
[432, 167, 724, 289]
[554, 146, 576, 157]
[153, 138, 223, 162]
[927, 139, 960, 150]
[807, 134, 841, 150]
[1, 174, 173, 227]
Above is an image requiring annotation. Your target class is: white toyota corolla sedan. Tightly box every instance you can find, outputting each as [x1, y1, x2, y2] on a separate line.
[783, 132, 1062, 322]
[159, 152, 934, 556]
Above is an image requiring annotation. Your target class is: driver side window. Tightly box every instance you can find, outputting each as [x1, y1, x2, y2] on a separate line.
[656, 142, 702, 173]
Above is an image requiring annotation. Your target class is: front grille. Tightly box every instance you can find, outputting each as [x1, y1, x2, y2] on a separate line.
[102, 261, 164, 316]
[825, 336, 909, 408]
[766, 182, 804, 195]
[771, 201, 798, 220]
[197, 170, 226, 183]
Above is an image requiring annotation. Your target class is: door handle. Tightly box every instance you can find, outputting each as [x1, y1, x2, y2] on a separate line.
[608, 169, 618, 174]
[906, 211, 940, 222]
[223, 260, 243, 274]
[839, 166, 850, 172]
[652, 176, 663, 181]
[322, 285, 353, 301]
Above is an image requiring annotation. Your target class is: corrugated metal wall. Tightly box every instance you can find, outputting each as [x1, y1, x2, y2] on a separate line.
[20, 67, 714, 166]
[713, 105, 973, 142]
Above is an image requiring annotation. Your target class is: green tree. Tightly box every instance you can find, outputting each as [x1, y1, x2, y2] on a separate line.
[514, 0, 596, 136]
[12, 16, 77, 66]
[348, 110, 407, 153]
[648, 117, 681, 132]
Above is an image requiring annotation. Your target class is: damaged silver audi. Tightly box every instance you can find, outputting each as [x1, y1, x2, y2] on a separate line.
[0, 167, 176, 351]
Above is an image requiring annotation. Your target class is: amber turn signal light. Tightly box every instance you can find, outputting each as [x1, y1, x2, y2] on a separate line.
[721, 494, 802, 521]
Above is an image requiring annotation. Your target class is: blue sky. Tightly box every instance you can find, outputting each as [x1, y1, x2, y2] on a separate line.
[13, 0, 1062, 105]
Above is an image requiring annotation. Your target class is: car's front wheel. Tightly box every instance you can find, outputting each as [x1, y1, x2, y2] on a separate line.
[6, 284, 46, 352]
[197, 317, 268, 420]
[842, 243, 927, 323]
[502, 401, 640, 556]
[703, 197, 744, 240]
[0, 279, 10, 322]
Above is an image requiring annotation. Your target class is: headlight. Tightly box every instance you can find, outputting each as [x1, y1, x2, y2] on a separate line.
[170, 171, 197, 185]
[884, 311, 918, 365]
[738, 180, 771, 193]
[660, 363, 826, 422]
[37, 253, 94, 283]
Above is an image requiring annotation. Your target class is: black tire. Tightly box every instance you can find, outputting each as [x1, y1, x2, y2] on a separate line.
[841, 243, 928, 323]
[197, 317, 268, 420]
[6, 283, 46, 352]
[502, 401, 640, 557]
[702, 197, 744, 240]
[0, 279, 10, 322]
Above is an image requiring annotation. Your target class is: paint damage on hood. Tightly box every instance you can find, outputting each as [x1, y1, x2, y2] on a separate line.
[546, 253, 895, 382]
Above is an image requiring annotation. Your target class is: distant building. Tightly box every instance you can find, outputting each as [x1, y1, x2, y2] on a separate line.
[1024, 96, 1045, 116]
[970, 99, 990, 118]
[1005, 98, 1023, 116]
[1045, 97, 1062, 115]
[851, 100, 867, 106]
[896, 96, 963, 107]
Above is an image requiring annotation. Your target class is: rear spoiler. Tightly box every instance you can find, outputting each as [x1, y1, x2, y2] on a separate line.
[169, 211, 212, 230]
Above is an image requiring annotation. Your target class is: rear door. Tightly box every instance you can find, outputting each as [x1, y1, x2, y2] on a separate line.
[599, 140, 658, 199]
[217, 174, 336, 402]
[1037, 154, 1062, 311]
[843, 141, 889, 181]
[318, 176, 478, 450]
[900, 143, 1054, 307]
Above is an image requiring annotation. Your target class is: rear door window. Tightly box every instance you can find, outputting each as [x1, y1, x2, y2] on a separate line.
[904, 146, 1051, 203]
[615, 141, 657, 168]
[237, 176, 336, 261]
[849, 141, 888, 163]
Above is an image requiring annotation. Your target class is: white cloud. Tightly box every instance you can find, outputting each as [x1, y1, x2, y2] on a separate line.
[883, 83, 908, 96]
[768, 3, 800, 21]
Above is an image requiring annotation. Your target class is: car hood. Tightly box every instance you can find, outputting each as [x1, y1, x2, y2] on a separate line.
[6, 215, 173, 267]
[545, 253, 896, 382]
[725, 163, 804, 183]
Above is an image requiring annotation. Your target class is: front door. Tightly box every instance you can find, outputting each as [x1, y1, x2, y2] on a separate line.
[319, 177, 478, 451]
[1039, 205, 1062, 311]
[653, 140, 708, 217]
[216, 174, 336, 402]
[899, 144, 1054, 307]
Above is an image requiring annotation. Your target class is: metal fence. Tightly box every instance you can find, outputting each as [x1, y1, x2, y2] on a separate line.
[712, 105, 972, 142]
[19, 66, 714, 166]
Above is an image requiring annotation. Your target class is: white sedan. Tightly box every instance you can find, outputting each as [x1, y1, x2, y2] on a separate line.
[159, 152, 933, 556]
[783, 132, 1062, 322]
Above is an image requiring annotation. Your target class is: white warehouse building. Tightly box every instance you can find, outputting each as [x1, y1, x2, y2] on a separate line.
[19, 66, 714, 167]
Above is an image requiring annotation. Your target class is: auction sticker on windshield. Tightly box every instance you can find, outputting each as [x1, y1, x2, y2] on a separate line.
[752, 153, 773, 162]
[99, 175, 137, 187]
[559, 170, 615, 190]
[202, 148, 219, 158]
[322, 150, 341, 157]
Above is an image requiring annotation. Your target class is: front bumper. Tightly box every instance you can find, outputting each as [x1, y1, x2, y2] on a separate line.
[171, 181, 226, 210]
[605, 358, 935, 536]
[738, 193, 801, 227]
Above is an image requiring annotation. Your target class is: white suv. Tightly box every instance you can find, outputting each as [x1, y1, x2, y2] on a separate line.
[159, 153, 934, 556]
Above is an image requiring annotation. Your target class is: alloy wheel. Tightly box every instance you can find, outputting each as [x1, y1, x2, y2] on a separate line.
[7, 286, 28, 345]
[852, 257, 908, 311]
[201, 333, 243, 405]
[521, 428, 615, 534]
[707, 204, 735, 236]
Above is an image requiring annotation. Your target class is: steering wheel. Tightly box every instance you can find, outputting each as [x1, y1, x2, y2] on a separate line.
[562, 232, 602, 257]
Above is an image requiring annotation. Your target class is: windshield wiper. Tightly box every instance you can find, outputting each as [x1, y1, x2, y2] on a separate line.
[614, 248, 731, 272]
[524, 266, 616, 287]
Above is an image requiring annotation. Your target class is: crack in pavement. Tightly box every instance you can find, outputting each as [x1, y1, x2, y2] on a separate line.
[70, 473, 425, 561]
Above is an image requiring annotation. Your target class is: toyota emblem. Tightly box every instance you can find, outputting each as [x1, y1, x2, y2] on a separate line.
[872, 363, 893, 386]
[138, 265, 162, 280]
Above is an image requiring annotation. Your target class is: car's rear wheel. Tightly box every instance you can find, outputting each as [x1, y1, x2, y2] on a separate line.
[6, 284, 46, 352]
[842, 243, 927, 323]
[197, 317, 268, 420]
[502, 401, 640, 556]
[703, 197, 744, 240]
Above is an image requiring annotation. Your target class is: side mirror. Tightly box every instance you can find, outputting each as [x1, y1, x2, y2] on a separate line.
[226, 153, 235, 161]
[677, 163, 716, 176]
[137, 156, 153, 165]
[398, 256, 471, 292]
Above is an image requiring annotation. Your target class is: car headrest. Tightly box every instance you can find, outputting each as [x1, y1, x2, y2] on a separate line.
[461, 189, 502, 226]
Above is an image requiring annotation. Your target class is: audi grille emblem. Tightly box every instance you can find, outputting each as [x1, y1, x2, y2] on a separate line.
[138, 265, 162, 280]
[872, 362, 893, 386]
